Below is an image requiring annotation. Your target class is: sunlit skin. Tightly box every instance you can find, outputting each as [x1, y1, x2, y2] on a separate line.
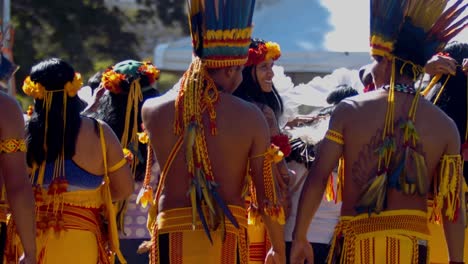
[370, 55, 392, 88]
[253, 58, 275, 92]
[230, 65, 244, 92]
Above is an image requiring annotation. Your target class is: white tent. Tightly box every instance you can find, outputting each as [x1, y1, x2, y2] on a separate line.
[154, 0, 372, 76]
[154, 0, 467, 81]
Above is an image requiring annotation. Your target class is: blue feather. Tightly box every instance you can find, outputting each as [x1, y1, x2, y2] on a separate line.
[388, 157, 404, 189]
[209, 182, 239, 229]
[196, 196, 213, 243]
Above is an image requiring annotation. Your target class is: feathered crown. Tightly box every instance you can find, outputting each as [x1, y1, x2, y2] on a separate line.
[187, 0, 256, 68]
[370, 0, 467, 68]
[245, 39, 281, 66]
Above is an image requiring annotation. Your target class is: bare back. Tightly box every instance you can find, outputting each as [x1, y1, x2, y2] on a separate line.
[334, 90, 459, 215]
[142, 93, 270, 211]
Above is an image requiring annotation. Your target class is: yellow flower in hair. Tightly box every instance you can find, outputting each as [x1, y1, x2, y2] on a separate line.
[138, 62, 160, 85]
[22, 76, 45, 100]
[265, 42, 281, 61]
[102, 69, 126, 94]
[64, 73, 83, 97]
[137, 131, 149, 144]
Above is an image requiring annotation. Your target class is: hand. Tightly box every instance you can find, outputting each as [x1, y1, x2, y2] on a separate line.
[82, 86, 106, 114]
[264, 247, 286, 264]
[137, 240, 152, 254]
[290, 239, 314, 264]
[425, 54, 457, 76]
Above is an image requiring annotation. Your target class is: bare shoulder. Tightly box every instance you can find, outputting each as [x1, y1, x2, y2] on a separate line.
[142, 96, 174, 124]
[230, 96, 267, 125]
[0, 92, 22, 118]
[328, 99, 356, 129]
[0, 92, 24, 137]
[423, 100, 460, 140]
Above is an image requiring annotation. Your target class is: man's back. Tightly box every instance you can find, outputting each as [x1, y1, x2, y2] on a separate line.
[142, 92, 270, 211]
[334, 89, 459, 215]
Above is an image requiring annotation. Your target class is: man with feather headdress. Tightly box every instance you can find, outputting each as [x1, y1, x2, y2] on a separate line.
[139, 1, 286, 263]
[291, 1, 467, 263]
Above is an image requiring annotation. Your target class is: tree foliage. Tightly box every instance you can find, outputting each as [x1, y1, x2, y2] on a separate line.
[11, 0, 139, 93]
[136, 0, 188, 34]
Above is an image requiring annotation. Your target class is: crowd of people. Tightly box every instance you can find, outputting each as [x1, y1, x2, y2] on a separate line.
[0, 0, 467, 264]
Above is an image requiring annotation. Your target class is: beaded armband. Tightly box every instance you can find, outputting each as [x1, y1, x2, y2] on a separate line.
[430, 154, 462, 223]
[0, 139, 26, 154]
[325, 129, 344, 145]
[248, 144, 285, 225]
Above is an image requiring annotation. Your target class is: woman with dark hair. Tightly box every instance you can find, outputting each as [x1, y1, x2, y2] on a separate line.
[84, 60, 160, 181]
[12, 58, 133, 264]
[423, 41, 468, 264]
[83, 60, 160, 264]
[234, 38, 284, 122]
[233, 39, 290, 264]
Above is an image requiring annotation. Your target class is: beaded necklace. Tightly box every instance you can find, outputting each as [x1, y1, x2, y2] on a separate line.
[382, 83, 417, 95]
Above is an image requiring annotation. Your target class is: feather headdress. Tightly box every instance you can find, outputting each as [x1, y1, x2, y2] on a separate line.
[187, 0, 256, 68]
[356, 0, 467, 215]
[172, 0, 256, 241]
[370, 0, 467, 67]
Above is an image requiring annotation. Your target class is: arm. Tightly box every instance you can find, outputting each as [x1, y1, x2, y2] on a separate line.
[100, 121, 133, 201]
[424, 54, 457, 76]
[290, 102, 346, 263]
[262, 106, 291, 216]
[0, 95, 36, 262]
[249, 106, 285, 262]
[442, 121, 465, 262]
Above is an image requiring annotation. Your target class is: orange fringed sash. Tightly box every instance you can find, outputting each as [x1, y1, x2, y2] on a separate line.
[0, 139, 26, 154]
[430, 154, 462, 223]
[327, 210, 430, 264]
[248, 144, 286, 226]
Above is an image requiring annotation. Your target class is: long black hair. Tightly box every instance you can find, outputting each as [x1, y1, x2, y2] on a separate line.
[26, 58, 83, 167]
[431, 42, 468, 182]
[85, 72, 159, 181]
[432, 42, 468, 143]
[233, 39, 284, 120]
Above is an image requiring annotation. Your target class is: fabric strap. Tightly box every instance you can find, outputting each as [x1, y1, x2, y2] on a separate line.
[98, 122, 127, 264]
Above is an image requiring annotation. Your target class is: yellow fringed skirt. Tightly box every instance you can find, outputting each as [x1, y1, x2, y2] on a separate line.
[149, 205, 248, 264]
[328, 210, 430, 264]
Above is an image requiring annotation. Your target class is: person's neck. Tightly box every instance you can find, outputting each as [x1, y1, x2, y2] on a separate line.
[377, 75, 415, 90]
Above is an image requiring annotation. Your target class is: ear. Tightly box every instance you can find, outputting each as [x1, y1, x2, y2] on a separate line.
[381, 56, 393, 72]
[223, 67, 234, 79]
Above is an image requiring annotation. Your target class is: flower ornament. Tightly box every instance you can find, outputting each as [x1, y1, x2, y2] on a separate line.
[245, 40, 281, 66]
[64, 73, 83, 97]
[22, 76, 46, 99]
[23, 72, 83, 99]
[101, 68, 126, 94]
[101, 60, 160, 94]
[271, 134, 291, 157]
[137, 61, 160, 85]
